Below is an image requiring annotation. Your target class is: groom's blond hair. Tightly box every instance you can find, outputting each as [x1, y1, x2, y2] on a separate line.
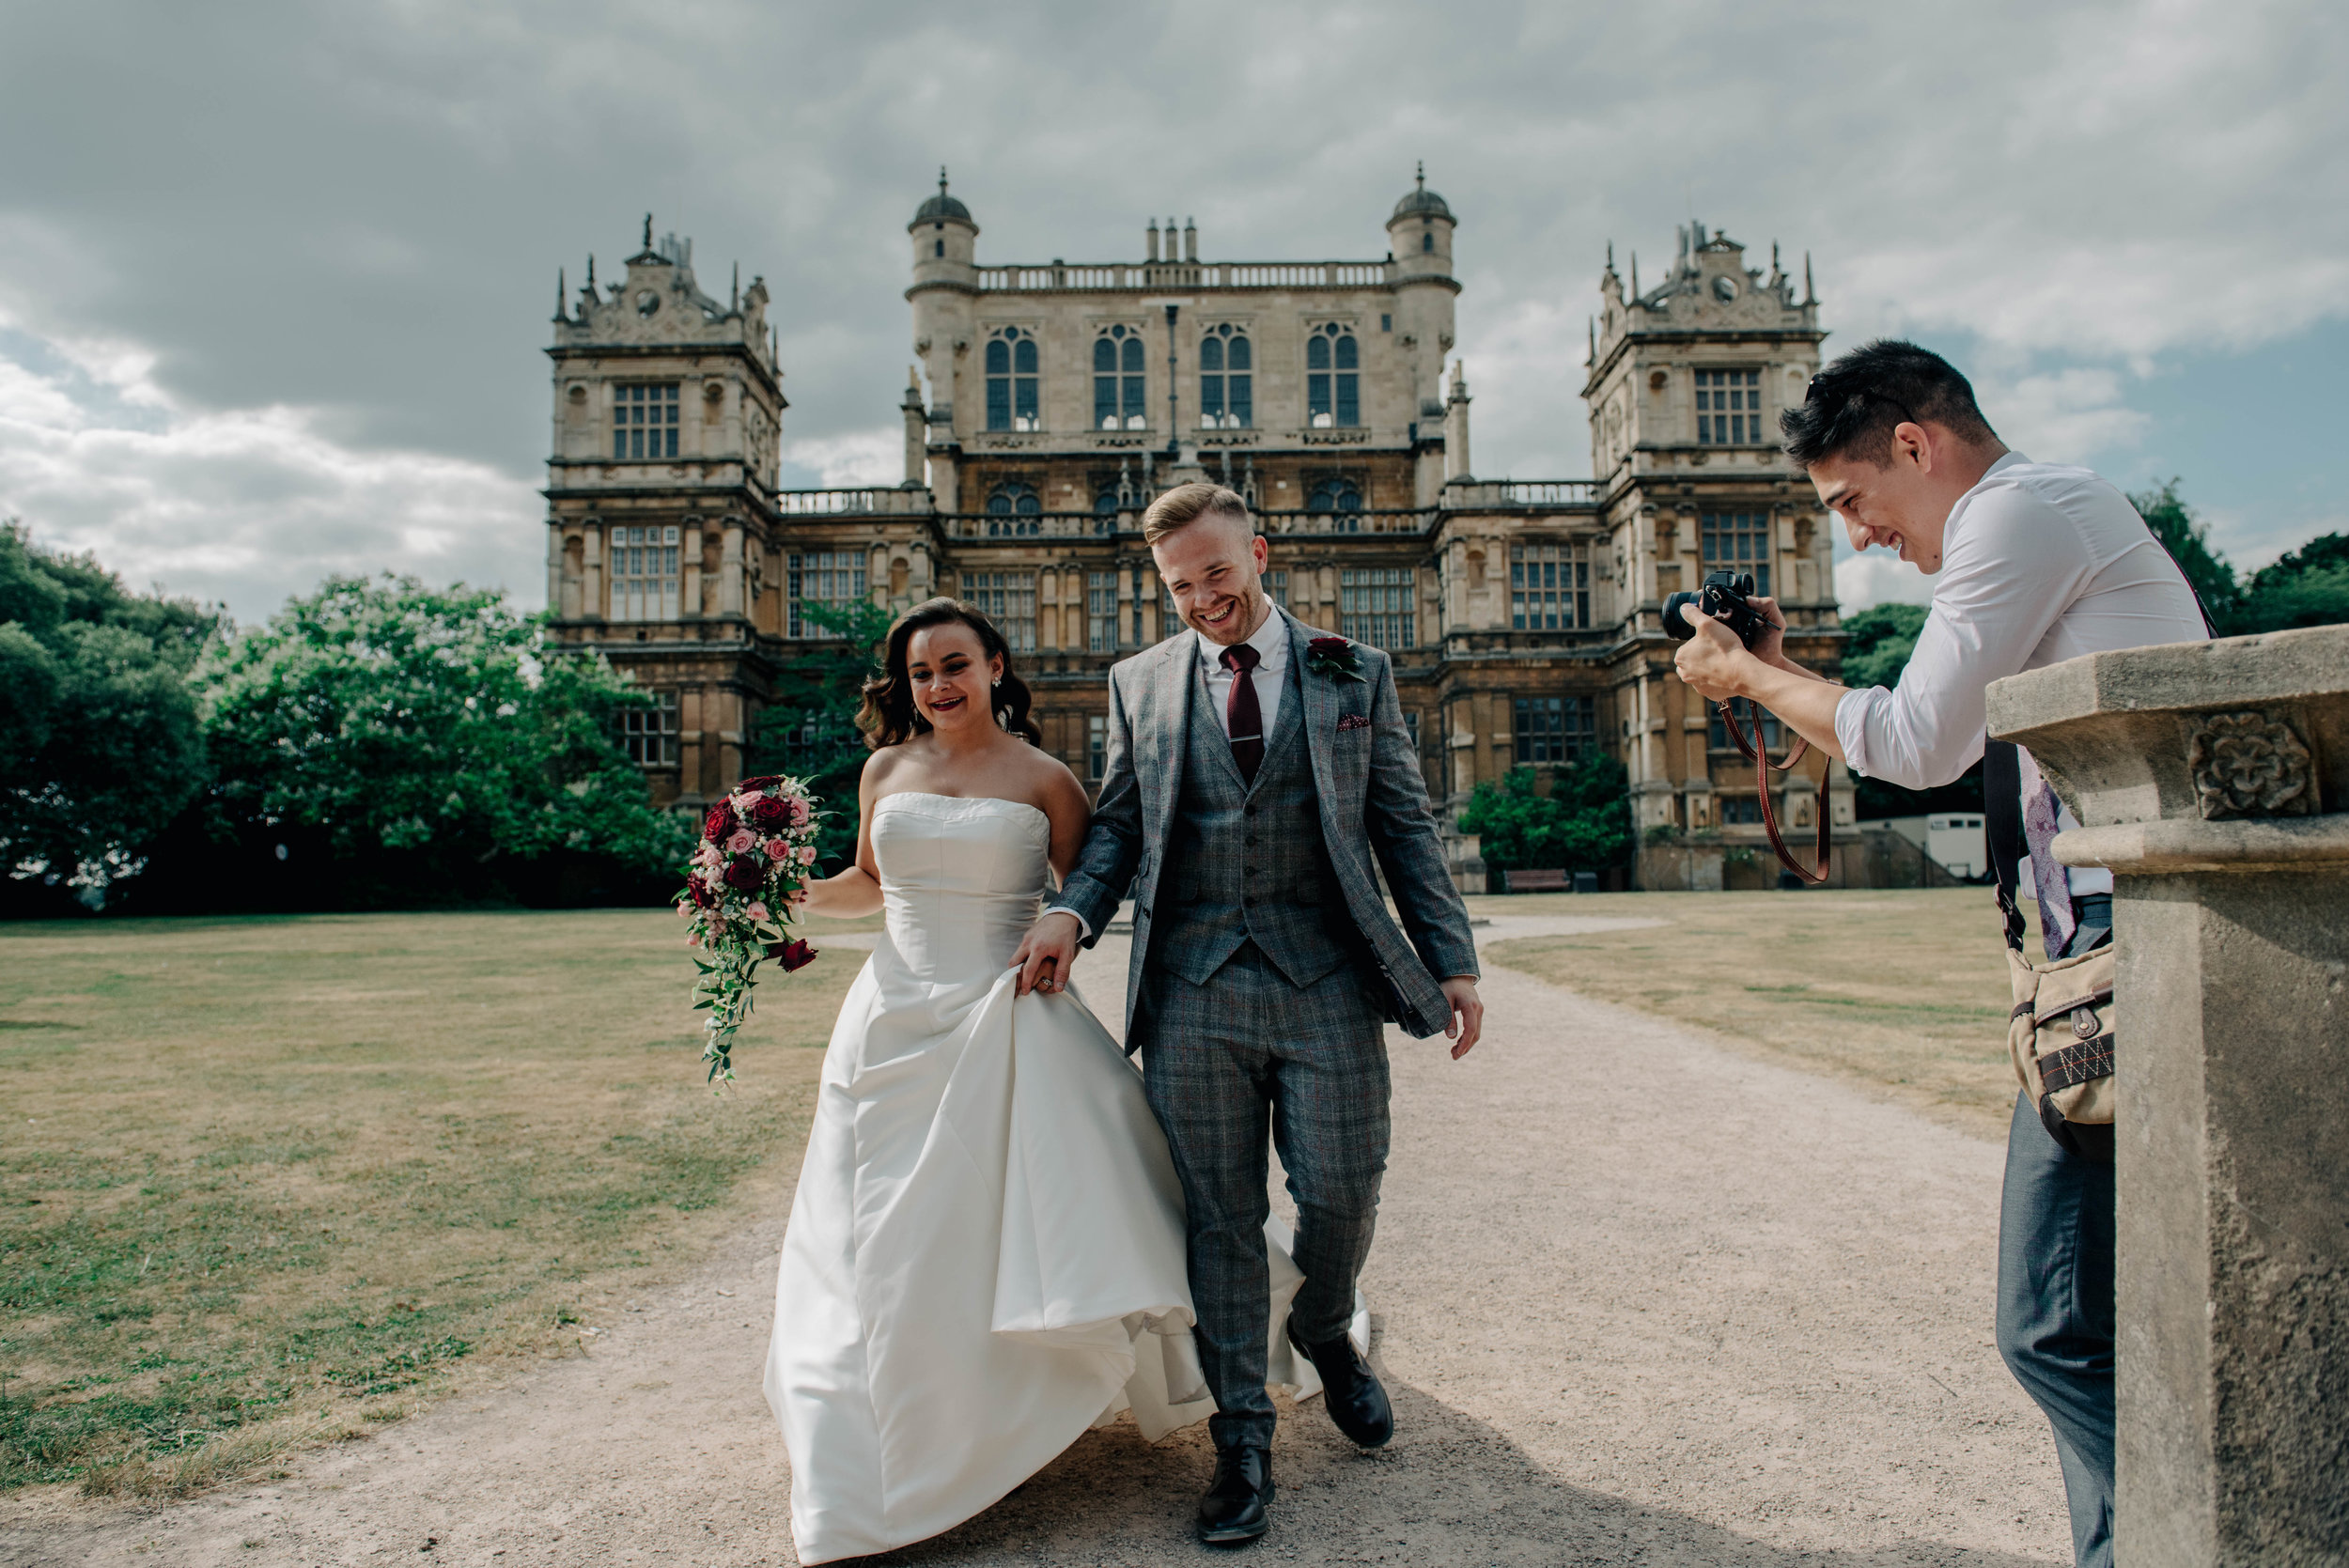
[1141, 482, 1252, 547]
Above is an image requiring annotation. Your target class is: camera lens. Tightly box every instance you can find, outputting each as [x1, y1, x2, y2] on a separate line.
[1661, 591, 1701, 641]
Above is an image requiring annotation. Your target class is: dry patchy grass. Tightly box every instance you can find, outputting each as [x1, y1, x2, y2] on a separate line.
[0, 907, 867, 1497]
[1469, 888, 2030, 1139]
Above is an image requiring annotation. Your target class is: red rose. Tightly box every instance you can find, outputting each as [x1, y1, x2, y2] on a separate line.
[1310, 636, 1350, 655]
[723, 855, 766, 893]
[704, 801, 738, 844]
[749, 795, 792, 830]
[687, 877, 712, 909]
[766, 938, 817, 971]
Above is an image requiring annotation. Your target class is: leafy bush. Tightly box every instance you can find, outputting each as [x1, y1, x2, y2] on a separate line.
[194, 575, 684, 908]
[744, 598, 894, 871]
[1839, 603, 1929, 692]
[0, 522, 219, 907]
[1457, 759, 1633, 874]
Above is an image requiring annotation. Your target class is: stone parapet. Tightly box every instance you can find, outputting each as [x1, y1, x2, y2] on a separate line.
[1987, 623, 2348, 1567]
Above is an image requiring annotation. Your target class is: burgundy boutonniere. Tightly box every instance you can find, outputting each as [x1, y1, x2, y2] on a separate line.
[1336, 713, 1374, 733]
[1305, 636, 1366, 684]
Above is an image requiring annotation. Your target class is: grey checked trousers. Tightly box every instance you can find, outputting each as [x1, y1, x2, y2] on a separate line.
[1137, 940, 1391, 1450]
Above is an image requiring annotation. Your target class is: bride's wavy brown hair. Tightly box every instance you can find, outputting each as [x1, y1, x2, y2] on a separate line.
[856, 597, 1044, 750]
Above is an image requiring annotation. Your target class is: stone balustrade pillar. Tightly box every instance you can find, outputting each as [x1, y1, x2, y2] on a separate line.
[1986, 624, 2349, 1566]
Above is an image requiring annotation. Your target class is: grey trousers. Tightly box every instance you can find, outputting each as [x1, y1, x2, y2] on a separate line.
[1996, 1092, 2116, 1568]
[1136, 941, 1391, 1450]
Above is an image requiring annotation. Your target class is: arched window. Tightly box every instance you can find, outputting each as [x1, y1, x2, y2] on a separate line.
[1421, 230, 1433, 254]
[1199, 324, 1252, 428]
[986, 327, 1039, 432]
[1306, 324, 1359, 427]
[986, 481, 1041, 536]
[1306, 476, 1362, 532]
[1094, 326, 1147, 430]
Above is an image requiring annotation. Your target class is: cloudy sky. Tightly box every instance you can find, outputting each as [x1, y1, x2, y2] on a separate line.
[1, 0, 2340, 622]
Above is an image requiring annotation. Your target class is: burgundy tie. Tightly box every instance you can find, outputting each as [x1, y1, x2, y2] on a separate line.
[1220, 643, 1264, 784]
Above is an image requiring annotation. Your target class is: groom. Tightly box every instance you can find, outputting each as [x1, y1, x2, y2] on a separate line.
[1012, 482, 1483, 1545]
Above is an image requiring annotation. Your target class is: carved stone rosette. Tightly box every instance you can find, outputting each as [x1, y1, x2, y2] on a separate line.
[2186, 709, 2316, 819]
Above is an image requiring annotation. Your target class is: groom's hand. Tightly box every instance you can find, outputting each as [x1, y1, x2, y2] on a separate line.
[1439, 976, 1484, 1060]
[1012, 911, 1083, 997]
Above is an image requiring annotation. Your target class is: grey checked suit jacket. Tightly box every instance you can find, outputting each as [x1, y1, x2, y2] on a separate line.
[1057, 609, 1479, 1043]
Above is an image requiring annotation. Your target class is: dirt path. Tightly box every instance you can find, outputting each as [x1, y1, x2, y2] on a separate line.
[3, 918, 2070, 1566]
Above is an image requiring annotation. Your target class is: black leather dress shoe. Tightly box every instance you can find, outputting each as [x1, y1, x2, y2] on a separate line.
[1196, 1443, 1273, 1545]
[1287, 1313, 1393, 1449]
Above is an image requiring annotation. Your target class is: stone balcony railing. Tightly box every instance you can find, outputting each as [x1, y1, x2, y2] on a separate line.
[1439, 479, 1601, 510]
[775, 487, 933, 517]
[974, 259, 1394, 292]
[936, 508, 1439, 542]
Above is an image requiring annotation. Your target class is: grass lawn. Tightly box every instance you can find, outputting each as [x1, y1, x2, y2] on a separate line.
[1467, 887, 2031, 1140]
[0, 907, 867, 1499]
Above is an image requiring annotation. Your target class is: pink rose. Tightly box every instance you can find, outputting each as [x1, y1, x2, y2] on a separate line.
[675, 902, 692, 918]
[789, 798, 811, 827]
[731, 792, 761, 818]
[725, 828, 755, 854]
[764, 838, 792, 862]
[746, 901, 770, 923]
[796, 845, 818, 865]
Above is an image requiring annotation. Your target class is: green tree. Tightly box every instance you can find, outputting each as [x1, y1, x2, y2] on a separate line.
[2233, 532, 2349, 634]
[744, 598, 894, 870]
[197, 574, 683, 902]
[2129, 478, 2240, 629]
[1456, 758, 1633, 875]
[0, 522, 218, 906]
[1839, 602, 1929, 691]
[1834, 601, 1984, 820]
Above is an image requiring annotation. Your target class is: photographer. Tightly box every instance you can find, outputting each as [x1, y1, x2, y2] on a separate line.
[1672, 340, 2205, 1568]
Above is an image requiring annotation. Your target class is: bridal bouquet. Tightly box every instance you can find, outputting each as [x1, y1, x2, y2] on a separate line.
[677, 775, 825, 1086]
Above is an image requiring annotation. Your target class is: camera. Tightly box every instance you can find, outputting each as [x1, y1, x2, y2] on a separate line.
[1663, 570, 1767, 649]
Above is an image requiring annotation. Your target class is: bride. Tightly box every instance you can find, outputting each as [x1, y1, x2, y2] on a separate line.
[764, 598, 1354, 1563]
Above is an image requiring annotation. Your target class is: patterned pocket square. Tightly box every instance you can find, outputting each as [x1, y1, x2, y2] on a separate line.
[1336, 714, 1374, 732]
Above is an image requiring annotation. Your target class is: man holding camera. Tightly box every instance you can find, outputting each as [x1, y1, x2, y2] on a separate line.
[1672, 340, 2206, 1568]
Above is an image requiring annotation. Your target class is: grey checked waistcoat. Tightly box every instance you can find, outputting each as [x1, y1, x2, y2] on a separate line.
[1148, 657, 1355, 991]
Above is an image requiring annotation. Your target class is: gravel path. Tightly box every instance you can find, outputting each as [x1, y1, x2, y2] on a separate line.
[3, 917, 2070, 1567]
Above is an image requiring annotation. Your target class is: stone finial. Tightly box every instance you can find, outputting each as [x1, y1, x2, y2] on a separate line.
[643, 212, 653, 248]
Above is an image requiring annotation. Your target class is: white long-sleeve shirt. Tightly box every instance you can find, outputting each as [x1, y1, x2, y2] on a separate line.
[1833, 452, 2207, 896]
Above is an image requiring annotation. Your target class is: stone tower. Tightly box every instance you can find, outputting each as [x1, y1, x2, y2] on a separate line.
[1386, 162, 1460, 486]
[543, 218, 787, 803]
[1584, 222, 1849, 846]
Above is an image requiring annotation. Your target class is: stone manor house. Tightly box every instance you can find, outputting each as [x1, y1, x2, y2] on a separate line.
[541, 175, 1863, 889]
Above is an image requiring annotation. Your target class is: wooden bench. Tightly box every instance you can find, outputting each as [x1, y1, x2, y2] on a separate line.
[1500, 868, 1601, 893]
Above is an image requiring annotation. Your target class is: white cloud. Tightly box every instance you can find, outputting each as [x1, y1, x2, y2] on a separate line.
[780, 427, 901, 489]
[0, 317, 539, 623]
[0, 0, 2341, 599]
[1977, 367, 2151, 465]
[1836, 552, 1937, 614]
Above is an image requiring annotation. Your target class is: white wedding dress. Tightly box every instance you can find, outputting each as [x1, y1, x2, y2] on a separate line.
[763, 793, 1361, 1564]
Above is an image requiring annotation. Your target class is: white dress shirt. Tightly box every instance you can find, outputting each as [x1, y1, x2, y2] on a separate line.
[1198, 601, 1292, 741]
[1832, 451, 2207, 895]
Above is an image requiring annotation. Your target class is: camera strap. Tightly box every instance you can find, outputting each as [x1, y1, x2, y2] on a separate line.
[1714, 702, 1832, 884]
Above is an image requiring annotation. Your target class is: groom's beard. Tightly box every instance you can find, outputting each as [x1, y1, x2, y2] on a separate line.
[1187, 585, 1270, 646]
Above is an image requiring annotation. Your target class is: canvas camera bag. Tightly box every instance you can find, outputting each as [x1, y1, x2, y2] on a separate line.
[1983, 739, 2115, 1163]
